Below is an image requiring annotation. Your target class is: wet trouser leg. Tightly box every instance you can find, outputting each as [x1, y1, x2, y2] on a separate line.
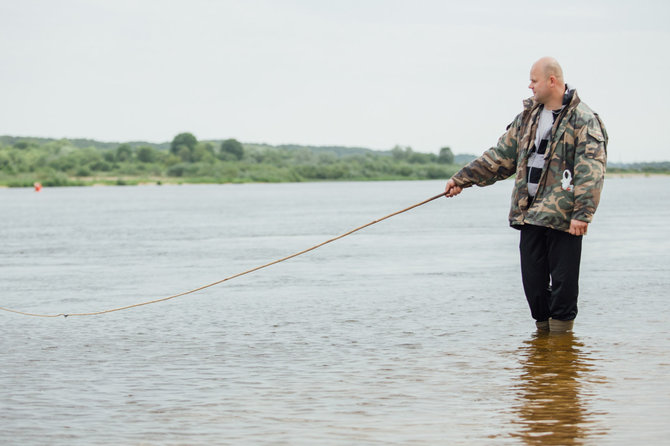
[519, 225, 582, 322]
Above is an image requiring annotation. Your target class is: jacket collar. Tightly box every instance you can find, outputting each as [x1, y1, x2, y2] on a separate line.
[523, 85, 580, 113]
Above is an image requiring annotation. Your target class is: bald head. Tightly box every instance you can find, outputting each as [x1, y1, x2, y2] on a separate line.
[528, 57, 566, 109]
[534, 57, 564, 84]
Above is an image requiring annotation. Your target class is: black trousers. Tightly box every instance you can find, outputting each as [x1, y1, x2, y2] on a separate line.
[519, 224, 582, 322]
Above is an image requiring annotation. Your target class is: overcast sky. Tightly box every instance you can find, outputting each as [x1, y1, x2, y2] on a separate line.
[1, 0, 668, 162]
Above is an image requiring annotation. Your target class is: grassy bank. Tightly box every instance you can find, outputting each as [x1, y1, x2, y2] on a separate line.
[0, 135, 463, 187]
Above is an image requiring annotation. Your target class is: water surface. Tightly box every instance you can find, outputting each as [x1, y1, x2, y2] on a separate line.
[1, 178, 669, 445]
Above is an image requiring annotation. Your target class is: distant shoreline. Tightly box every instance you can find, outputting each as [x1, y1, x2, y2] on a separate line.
[605, 172, 670, 178]
[2, 134, 668, 188]
[1, 172, 668, 189]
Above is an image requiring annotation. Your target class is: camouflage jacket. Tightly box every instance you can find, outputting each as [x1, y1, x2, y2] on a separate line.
[451, 89, 608, 232]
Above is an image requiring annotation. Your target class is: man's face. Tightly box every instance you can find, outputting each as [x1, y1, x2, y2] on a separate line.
[528, 65, 550, 104]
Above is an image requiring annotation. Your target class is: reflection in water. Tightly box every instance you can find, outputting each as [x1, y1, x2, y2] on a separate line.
[511, 333, 606, 445]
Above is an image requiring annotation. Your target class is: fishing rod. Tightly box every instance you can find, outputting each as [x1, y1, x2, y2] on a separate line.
[1, 191, 448, 318]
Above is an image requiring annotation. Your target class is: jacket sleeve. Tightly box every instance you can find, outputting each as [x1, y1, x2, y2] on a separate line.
[572, 115, 607, 223]
[451, 114, 520, 188]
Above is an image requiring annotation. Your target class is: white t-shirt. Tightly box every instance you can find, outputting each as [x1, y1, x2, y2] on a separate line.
[527, 108, 556, 197]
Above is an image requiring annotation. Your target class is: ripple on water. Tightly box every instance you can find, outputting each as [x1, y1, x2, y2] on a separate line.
[1, 179, 670, 444]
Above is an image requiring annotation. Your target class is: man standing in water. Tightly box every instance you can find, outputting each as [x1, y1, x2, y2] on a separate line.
[444, 57, 607, 333]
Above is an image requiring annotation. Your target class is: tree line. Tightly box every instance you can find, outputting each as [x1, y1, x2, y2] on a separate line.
[0, 133, 463, 187]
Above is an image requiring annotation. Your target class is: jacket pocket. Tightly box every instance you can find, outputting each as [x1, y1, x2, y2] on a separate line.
[527, 183, 575, 231]
[585, 126, 606, 161]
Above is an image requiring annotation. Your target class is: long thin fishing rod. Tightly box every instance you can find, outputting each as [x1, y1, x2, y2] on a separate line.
[1, 191, 447, 318]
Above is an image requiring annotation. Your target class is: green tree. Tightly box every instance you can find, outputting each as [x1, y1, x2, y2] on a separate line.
[13, 141, 35, 150]
[116, 144, 133, 162]
[220, 138, 244, 160]
[391, 145, 407, 160]
[171, 132, 198, 153]
[192, 142, 215, 163]
[176, 146, 192, 163]
[438, 146, 455, 164]
[0, 150, 14, 172]
[137, 146, 158, 163]
[408, 151, 434, 164]
[391, 145, 417, 161]
[171, 132, 198, 162]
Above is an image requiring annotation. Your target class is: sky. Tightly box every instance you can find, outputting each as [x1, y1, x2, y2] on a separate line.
[1, 0, 669, 162]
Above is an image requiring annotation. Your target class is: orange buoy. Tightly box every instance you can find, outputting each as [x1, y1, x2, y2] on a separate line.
[34, 182, 42, 192]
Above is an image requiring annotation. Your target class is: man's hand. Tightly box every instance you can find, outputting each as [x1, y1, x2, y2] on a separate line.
[569, 219, 588, 236]
[444, 179, 463, 198]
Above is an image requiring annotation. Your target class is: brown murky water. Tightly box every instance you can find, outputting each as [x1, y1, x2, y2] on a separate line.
[1, 178, 669, 444]
[511, 332, 606, 445]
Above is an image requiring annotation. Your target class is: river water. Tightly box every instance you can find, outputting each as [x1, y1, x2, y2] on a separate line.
[1, 178, 669, 445]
